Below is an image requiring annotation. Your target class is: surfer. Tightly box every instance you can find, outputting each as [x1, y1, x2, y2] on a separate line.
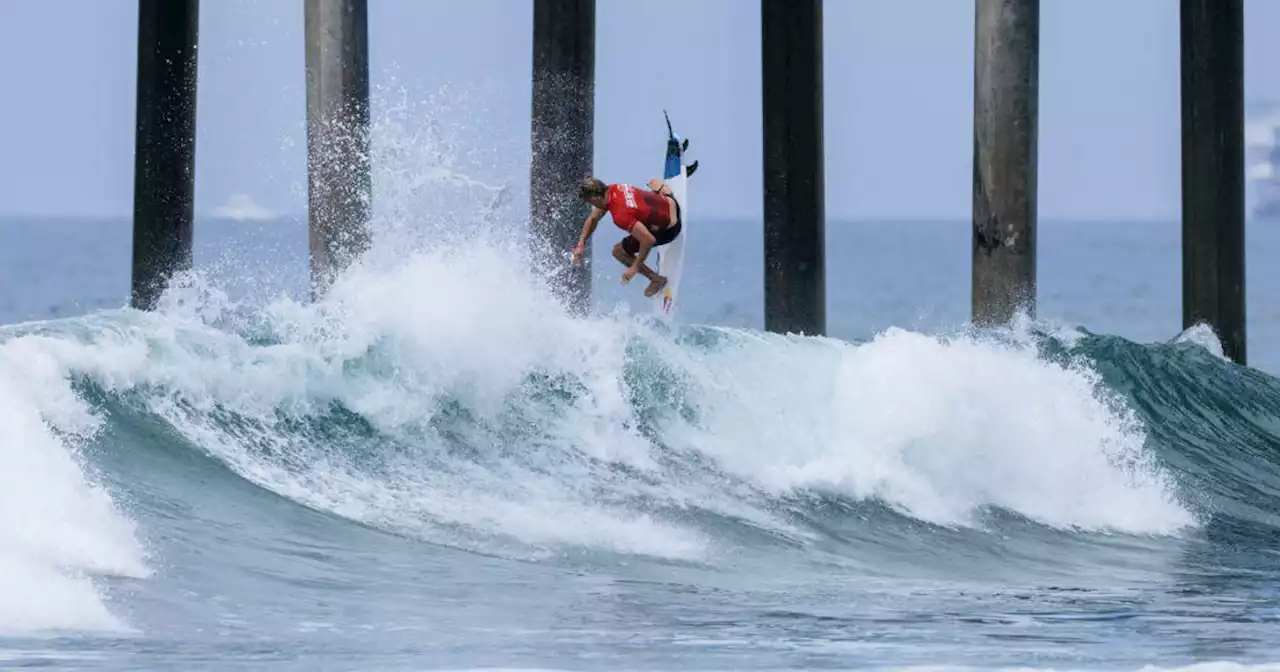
[571, 176, 682, 298]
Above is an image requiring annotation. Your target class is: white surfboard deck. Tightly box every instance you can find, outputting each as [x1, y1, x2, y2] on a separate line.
[652, 112, 696, 319]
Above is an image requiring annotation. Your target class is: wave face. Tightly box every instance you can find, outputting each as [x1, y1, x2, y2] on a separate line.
[4, 98, 1280, 670]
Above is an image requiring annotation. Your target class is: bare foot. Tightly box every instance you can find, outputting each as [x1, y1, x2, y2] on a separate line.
[644, 275, 668, 297]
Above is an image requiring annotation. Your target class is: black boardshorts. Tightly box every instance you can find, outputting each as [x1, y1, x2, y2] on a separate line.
[620, 194, 682, 257]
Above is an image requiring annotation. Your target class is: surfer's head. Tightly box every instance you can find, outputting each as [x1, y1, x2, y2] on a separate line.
[578, 176, 608, 206]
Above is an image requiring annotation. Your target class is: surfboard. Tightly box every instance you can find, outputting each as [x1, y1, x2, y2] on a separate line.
[653, 111, 698, 319]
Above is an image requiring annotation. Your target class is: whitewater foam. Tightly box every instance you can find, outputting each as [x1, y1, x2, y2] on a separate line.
[0, 332, 151, 635]
[675, 325, 1197, 535]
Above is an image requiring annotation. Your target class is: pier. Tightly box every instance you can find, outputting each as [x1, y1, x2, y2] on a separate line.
[130, 0, 198, 311]
[530, 0, 596, 316]
[1180, 0, 1246, 365]
[971, 0, 1039, 327]
[304, 0, 372, 299]
[762, 0, 826, 337]
[124, 0, 1248, 365]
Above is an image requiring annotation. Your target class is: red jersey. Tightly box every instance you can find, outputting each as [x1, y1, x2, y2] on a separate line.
[605, 183, 672, 233]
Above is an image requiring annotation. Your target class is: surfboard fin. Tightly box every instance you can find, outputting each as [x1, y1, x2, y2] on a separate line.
[682, 138, 689, 152]
[686, 160, 699, 178]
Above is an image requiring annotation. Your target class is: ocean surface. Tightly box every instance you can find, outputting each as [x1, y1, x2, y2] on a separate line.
[6, 174, 1280, 670]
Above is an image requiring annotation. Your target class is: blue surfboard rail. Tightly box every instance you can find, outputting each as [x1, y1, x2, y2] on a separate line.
[664, 110, 682, 181]
[662, 110, 697, 181]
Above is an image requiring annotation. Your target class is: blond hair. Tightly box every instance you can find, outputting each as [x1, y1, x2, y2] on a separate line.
[578, 176, 607, 200]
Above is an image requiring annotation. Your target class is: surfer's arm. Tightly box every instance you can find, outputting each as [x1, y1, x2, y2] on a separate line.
[576, 207, 605, 248]
[647, 178, 672, 196]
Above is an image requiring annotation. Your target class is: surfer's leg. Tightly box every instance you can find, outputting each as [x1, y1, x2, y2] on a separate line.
[614, 239, 661, 281]
[643, 274, 667, 298]
[617, 238, 669, 297]
[638, 221, 678, 297]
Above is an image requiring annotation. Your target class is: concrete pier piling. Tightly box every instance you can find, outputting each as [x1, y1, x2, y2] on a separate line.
[1180, 0, 1246, 365]
[130, 0, 199, 311]
[971, 0, 1039, 326]
[530, 0, 596, 316]
[304, 0, 371, 299]
[762, 0, 825, 336]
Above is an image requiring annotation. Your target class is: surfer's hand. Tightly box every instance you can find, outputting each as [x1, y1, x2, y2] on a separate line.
[621, 266, 638, 284]
[571, 244, 584, 265]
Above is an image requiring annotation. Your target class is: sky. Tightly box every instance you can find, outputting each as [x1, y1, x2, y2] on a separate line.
[2, 0, 1280, 222]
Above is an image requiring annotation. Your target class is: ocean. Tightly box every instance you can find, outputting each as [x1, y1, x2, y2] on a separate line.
[5, 158, 1280, 669]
